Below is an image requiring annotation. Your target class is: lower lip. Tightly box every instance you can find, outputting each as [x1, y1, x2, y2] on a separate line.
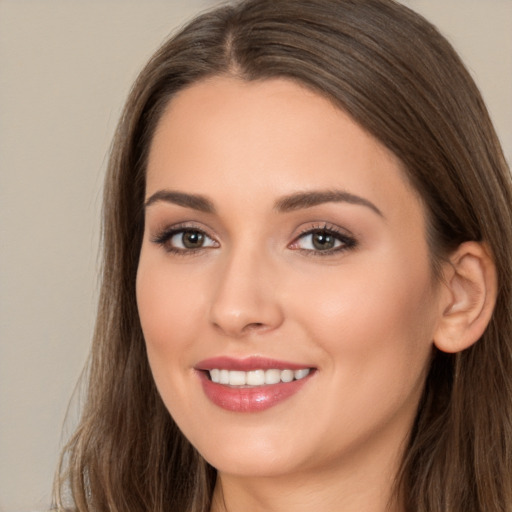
[198, 371, 313, 412]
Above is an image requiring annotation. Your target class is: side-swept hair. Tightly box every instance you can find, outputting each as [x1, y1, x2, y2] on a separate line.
[54, 1, 512, 511]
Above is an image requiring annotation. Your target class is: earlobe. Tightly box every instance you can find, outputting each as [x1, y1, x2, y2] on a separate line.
[434, 241, 497, 354]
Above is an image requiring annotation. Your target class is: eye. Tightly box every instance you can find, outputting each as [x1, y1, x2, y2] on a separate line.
[152, 226, 218, 254]
[290, 225, 357, 254]
[170, 230, 215, 249]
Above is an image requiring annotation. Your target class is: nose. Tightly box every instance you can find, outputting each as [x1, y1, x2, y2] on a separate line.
[208, 246, 284, 338]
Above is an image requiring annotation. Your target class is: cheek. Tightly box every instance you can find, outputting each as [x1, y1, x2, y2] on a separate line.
[135, 255, 212, 429]
[287, 248, 438, 379]
[136, 255, 205, 369]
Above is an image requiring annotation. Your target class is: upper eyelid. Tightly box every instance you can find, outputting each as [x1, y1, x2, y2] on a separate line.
[150, 221, 216, 238]
[295, 231, 354, 245]
[290, 224, 358, 252]
[149, 221, 357, 248]
[294, 222, 354, 239]
[150, 226, 219, 255]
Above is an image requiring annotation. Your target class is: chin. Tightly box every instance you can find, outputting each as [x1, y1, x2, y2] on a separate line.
[188, 426, 305, 478]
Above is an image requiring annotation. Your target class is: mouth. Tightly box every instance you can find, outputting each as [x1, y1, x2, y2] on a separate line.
[206, 368, 311, 386]
[195, 357, 316, 412]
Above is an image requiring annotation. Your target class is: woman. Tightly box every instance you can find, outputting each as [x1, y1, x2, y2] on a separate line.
[54, 0, 512, 511]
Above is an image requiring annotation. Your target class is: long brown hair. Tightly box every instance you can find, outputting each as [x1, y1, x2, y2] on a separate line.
[54, 1, 512, 511]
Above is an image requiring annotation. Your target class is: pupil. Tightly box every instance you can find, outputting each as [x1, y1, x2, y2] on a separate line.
[313, 231, 334, 250]
[183, 231, 204, 248]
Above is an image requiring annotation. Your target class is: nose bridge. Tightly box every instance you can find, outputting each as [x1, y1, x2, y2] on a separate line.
[209, 239, 283, 337]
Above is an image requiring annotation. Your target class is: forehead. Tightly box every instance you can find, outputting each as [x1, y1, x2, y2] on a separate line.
[146, 76, 423, 225]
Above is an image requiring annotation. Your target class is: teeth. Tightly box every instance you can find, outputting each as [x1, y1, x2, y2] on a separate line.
[229, 371, 246, 386]
[219, 369, 229, 384]
[247, 370, 265, 386]
[294, 369, 310, 380]
[281, 369, 294, 383]
[208, 368, 311, 386]
[265, 369, 281, 384]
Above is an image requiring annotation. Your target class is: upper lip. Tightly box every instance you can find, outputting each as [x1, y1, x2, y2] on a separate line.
[195, 356, 313, 372]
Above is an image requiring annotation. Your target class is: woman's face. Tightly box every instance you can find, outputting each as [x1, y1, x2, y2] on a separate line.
[136, 76, 444, 479]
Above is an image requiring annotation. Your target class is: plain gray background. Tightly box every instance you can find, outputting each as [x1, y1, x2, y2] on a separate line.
[1, 1, 511, 510]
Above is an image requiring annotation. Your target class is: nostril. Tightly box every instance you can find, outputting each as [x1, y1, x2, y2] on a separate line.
[244, 322, 266, 332]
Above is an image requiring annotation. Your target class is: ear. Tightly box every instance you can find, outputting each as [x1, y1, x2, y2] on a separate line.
[434, 241, 497, 354]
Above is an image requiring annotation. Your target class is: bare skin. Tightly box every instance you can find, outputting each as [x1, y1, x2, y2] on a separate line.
[137, 76, 453, 512]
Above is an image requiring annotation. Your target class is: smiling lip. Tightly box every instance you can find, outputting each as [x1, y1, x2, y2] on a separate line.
[196, 356, 311, 372]
[195, 356, 315, 413]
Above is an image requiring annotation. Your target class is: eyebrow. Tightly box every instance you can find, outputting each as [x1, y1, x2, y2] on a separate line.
[274, 190, 383, 217]
[144, 188, 383, 217]
[144, 190, 216, 213]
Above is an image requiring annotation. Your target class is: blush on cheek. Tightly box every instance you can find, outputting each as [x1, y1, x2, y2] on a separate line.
[136, 270, 177, 356]
[136, 263, 209, 371]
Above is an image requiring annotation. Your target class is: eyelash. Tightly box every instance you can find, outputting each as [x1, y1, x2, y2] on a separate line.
[150, 223, 218, 256]
[150, 222, 357, 256]
[292, 223, 357, 256]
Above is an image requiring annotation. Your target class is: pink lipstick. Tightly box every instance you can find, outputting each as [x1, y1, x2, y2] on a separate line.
[195, 356, 315, 412]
